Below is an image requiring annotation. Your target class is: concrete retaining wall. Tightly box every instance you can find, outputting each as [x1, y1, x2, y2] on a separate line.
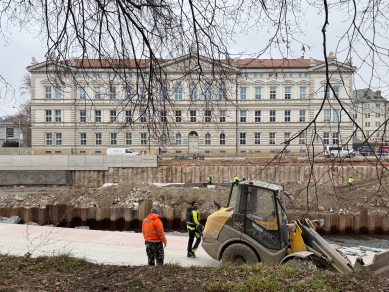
[0, 148, 32, 155]
[0, 170, 70, 185]
[0, 203, 386, 234]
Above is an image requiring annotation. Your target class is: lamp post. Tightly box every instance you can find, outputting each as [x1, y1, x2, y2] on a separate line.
[13, 107, 21, 155]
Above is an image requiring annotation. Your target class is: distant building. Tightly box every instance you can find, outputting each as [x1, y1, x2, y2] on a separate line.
[0, 122, 21, 147]
[27, 52, 355, 155]
[353, 89, 389, 142]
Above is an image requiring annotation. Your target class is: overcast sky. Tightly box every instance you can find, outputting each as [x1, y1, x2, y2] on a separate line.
[0, 3, 385, 117]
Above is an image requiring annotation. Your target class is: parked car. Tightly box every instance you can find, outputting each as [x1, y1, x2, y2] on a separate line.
[106, 148, 139, 155]
[323, 145, 355, 158]
[358, 145, 374, 156]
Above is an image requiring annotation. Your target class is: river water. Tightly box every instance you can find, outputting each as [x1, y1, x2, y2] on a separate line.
[322, 234, 389, 250]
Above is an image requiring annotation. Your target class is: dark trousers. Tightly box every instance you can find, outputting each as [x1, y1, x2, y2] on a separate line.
[187, 229, 201, 253]
[145, 241, 164, 266]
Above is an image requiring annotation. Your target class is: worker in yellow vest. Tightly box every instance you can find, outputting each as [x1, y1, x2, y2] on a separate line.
[348, 176, 354, 189]
[233, 175, 239, 185]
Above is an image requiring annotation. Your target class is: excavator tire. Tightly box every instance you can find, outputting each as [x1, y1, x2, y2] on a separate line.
[221, 243, 258, 266]
[282, 258, 317, 271]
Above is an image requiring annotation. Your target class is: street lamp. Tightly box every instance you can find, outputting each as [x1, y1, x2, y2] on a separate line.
[12, 107, 21, 155]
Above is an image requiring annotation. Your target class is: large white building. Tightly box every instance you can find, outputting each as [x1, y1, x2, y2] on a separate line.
[27, 52, 355, 156]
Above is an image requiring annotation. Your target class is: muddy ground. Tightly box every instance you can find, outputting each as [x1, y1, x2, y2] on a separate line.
[1, 159, 389, 216]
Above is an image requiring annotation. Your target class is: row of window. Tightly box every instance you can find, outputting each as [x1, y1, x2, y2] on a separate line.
[44, 85, 340, 101]
[44, 132, 340, 146]
[365, 122, 382, 127]
[44, 109, 341, 123]
[239, 73, 309, 79]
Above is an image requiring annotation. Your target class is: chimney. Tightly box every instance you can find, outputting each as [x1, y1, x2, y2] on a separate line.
[376, 90, 381, 96]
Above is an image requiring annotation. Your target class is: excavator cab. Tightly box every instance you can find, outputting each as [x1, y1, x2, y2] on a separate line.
[229, 181, 290, 250]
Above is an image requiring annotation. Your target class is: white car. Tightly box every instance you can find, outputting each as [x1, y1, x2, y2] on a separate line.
[323, 146, 355, 158]
[106, 148, 139, 155]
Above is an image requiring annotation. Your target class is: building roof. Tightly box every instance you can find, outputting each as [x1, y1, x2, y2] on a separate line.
[235, 58, 325, 68]
[353, 88, 387, 103]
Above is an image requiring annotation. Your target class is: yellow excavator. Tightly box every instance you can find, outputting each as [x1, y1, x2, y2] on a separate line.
[202, 180, 389, 276]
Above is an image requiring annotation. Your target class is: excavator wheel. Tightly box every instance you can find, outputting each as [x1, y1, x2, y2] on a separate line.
[282, 258, 317, 271]
[221, 243, 258, 266]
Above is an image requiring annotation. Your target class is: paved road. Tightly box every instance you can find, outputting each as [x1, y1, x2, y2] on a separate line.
[0, 223, 221, 267]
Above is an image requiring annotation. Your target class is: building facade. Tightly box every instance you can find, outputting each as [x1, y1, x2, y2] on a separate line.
[353, 89, 389, 143]
[27, 52, 355, 155]
[0, 122, 21, 147]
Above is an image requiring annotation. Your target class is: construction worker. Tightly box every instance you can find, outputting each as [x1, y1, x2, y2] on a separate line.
[207, 175, 212, 185]
[348, 176, 354, 189]
[233, 175, 239, 184]
[186, 201, 202, 258]
[142, 207, 167, 266]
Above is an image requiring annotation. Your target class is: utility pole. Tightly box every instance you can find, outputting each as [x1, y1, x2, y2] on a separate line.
[13, 107, 21, 155]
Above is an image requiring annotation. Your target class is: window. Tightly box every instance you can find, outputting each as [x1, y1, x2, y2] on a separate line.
[300, 87, 306, 99]
[125, 133, 132, 145]
[220, 133, 225, 145]
[140, 111, 147, 123]
[205, 110, 211, 122]
[332, 132, 339, 145]
[175, 84, 183, 100]
[284, 110, 290, 122]
[324, 109, 330, 122]
[45, 86, 52, 99]
[6, 128, 14, 138]
[299, 132, 305, 145]
[365, 122, 370, 127]
[365, 113, 370, 118]
[160, 86, 168, 100]
[269, 132, 276, 145]
[46, 133, 52, 145]
[205, 133, 211, 145]
[190, 111, 196, 122]
[94, 87, 101, 99]
[255, 87, 261, 100]
[55, 110, 61, 122]
[270, 110, 276, 122]
[110, 133, 117, 145]
[55, 87, 62, 99]
[270, 87, 276, 100]
[45, 110, 52, 122]
[239, 73, 248, 78]
[176, 133, 182, 145]
[141, 133, 147, 145]
[239, 133, 246, 145]
[324, 85, 330, 98]
[93, 73, 103, 79]
[126, 111, 132, 123]
[220, 110, 226, 123]
[80, 133, 86, 145]
[161, 111, 167, 122]
[109, 86, 116, 100]
[80, 110, 86, 122]
[95, 133, 102, 145]
[376, 121, 381, 127]
[204, 84, 212, 100]
[110, 110, 117, 122]
[366, 131, 370, 136]
[95, 110, 101, 122]
[240, 87, 247, 100]
[333, 109, 339, 122]
[299, 73, 308, 78]
[254, 133, 261, 144]
[365, 104, 371, 109]
[176, 111, 182, 122]
[284, 87, 291, 99]
[333, 86, 339, 98]
[160, 134, 167, 145]
[323, 132, 329, 145]
[79, 87, 86, 99]
[55, 133, 62, 145]
[255, 111, 261, 123]
[254, 73, 263, 78]
[219, 83, 226, 100]
[240, 110, 247, 122]
[125, 87, 132, 100]
[299, 110, 306, 122]
[376, 113, 381, 118]
[140, 87, 147, 99]
[284, 132, 290, 143]
[189, 84, 197, 100]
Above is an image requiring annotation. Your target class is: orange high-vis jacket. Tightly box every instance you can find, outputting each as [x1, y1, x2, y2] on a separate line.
[142, 213, 167, 243]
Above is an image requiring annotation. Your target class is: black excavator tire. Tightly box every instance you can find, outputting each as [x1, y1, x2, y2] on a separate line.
[221, 243, 258, 266]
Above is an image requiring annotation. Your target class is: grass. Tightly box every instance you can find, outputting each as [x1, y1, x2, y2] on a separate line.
[0, 253, 387, 292]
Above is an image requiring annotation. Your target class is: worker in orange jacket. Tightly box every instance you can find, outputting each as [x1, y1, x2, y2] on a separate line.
[142, 207, 167, 266]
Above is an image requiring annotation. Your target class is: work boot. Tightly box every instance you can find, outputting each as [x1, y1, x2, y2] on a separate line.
[191, 252, 196, 258]
[187, 252, 193, 258]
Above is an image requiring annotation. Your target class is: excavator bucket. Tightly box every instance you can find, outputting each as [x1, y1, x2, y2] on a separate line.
[354, 249, 389, 277]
